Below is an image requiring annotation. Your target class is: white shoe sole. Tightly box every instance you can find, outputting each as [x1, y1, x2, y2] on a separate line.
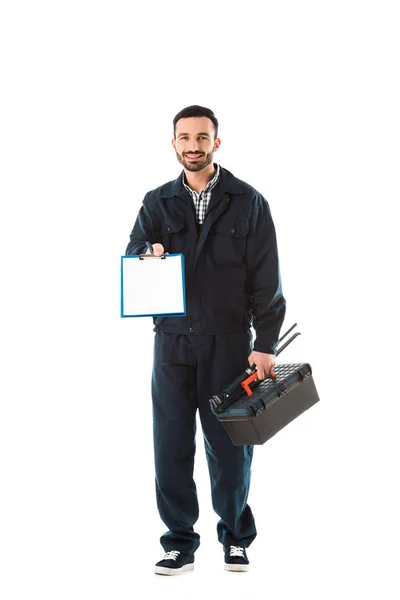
[155, 563, 194, 576]
[224, 563, 250, 572]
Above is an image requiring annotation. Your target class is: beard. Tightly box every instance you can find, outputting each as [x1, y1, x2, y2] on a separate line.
[175, 149, 214, 172]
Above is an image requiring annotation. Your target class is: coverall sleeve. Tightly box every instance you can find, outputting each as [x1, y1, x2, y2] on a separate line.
[125, 194, 158, 256]
[246, 193, 286, 354]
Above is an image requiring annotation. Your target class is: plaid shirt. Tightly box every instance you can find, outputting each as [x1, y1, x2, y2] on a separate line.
[182, 163, 221, 224]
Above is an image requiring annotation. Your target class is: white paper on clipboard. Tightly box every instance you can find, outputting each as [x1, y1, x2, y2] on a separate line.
[121, 253, 186, 317]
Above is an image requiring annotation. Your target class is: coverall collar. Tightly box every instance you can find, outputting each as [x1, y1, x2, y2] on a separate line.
[160, 164, 244, 199]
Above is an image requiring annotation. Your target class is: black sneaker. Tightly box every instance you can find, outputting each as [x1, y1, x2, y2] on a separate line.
[154, 550, 194, 576]
[224, 545, 249, 572]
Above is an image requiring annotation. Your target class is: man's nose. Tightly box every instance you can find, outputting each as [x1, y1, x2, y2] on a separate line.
[187, 140, 200, 152]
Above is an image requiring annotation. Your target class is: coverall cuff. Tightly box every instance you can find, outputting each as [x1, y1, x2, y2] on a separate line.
[126, 244, 147, 256]
[253, 335, 277, 355]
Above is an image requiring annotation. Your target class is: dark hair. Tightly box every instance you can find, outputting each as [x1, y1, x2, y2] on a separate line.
[173, 105, 219, 138]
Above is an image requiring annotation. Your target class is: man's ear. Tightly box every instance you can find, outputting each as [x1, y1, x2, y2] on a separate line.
[172, 138, 176, 149]
[214, 137, 221, 151]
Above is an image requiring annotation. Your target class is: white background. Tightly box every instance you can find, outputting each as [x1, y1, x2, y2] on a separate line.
[1, 1, 399, 598]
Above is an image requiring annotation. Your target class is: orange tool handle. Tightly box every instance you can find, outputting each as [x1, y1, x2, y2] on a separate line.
[241, 370, 276, 396]
[241, 372, 259, 396]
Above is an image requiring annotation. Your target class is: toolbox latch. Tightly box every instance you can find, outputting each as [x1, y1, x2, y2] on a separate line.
[250, 399, 266, 417]
[276, 382, 286, 397]
[298, 365, 311, 382]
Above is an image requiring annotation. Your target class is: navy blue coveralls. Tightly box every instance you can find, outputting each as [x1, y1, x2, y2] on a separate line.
[126, 165, 286, 555]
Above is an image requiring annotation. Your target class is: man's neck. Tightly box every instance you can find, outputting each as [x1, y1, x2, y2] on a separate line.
[184, 163, 216, 194]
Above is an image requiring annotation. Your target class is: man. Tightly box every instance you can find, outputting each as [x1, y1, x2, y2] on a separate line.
[125, 105, 286, 575]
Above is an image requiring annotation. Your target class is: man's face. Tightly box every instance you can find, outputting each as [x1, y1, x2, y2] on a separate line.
[172, 117, 220, 172]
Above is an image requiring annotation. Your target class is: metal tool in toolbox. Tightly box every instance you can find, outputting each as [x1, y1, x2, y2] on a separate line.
[209, 324, 320, 445]
[210, 323, 301, 414]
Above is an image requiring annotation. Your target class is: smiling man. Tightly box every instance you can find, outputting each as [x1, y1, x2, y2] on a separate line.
[173, 117, 219, 172]
[126, 105, 286, 575]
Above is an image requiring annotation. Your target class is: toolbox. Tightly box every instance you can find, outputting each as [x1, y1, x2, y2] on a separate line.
[209, 324, 320, 445]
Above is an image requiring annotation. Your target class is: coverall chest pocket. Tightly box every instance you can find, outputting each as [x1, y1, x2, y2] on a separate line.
[159, 218, 185, 253]
[212, 219, 249, 265]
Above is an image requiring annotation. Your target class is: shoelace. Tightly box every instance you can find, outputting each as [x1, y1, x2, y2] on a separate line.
[163, 550, 180, 561]
[229, 546, 245, 557]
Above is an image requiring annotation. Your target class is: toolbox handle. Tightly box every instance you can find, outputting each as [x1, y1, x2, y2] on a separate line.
[243, 324, 300, 394]
[276, 332, 301, 356]
[276, 323, 301, 356]
[278, 322, 297, 343]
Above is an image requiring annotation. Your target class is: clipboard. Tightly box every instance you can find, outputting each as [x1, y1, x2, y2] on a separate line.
[121, 252, 186, 318]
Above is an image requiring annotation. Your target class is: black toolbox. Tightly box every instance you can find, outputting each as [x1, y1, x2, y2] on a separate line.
[210, 362, 320, 445]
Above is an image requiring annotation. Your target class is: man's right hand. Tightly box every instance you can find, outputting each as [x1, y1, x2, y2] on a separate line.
[146, 243, 165, 256]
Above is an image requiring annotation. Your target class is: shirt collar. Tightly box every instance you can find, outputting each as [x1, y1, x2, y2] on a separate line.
[160, 165, 244, 199]
[182, 163, 220, 193]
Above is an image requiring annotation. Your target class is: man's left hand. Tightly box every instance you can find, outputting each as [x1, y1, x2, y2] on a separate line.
[248, 351, 276, 380]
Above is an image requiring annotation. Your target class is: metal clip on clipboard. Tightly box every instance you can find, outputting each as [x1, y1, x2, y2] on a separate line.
[139, 241, 167, 260]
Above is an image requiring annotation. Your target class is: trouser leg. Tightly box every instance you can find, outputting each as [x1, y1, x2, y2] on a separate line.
[196, 331, 257, 549]
[151, 331, 200, 554]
